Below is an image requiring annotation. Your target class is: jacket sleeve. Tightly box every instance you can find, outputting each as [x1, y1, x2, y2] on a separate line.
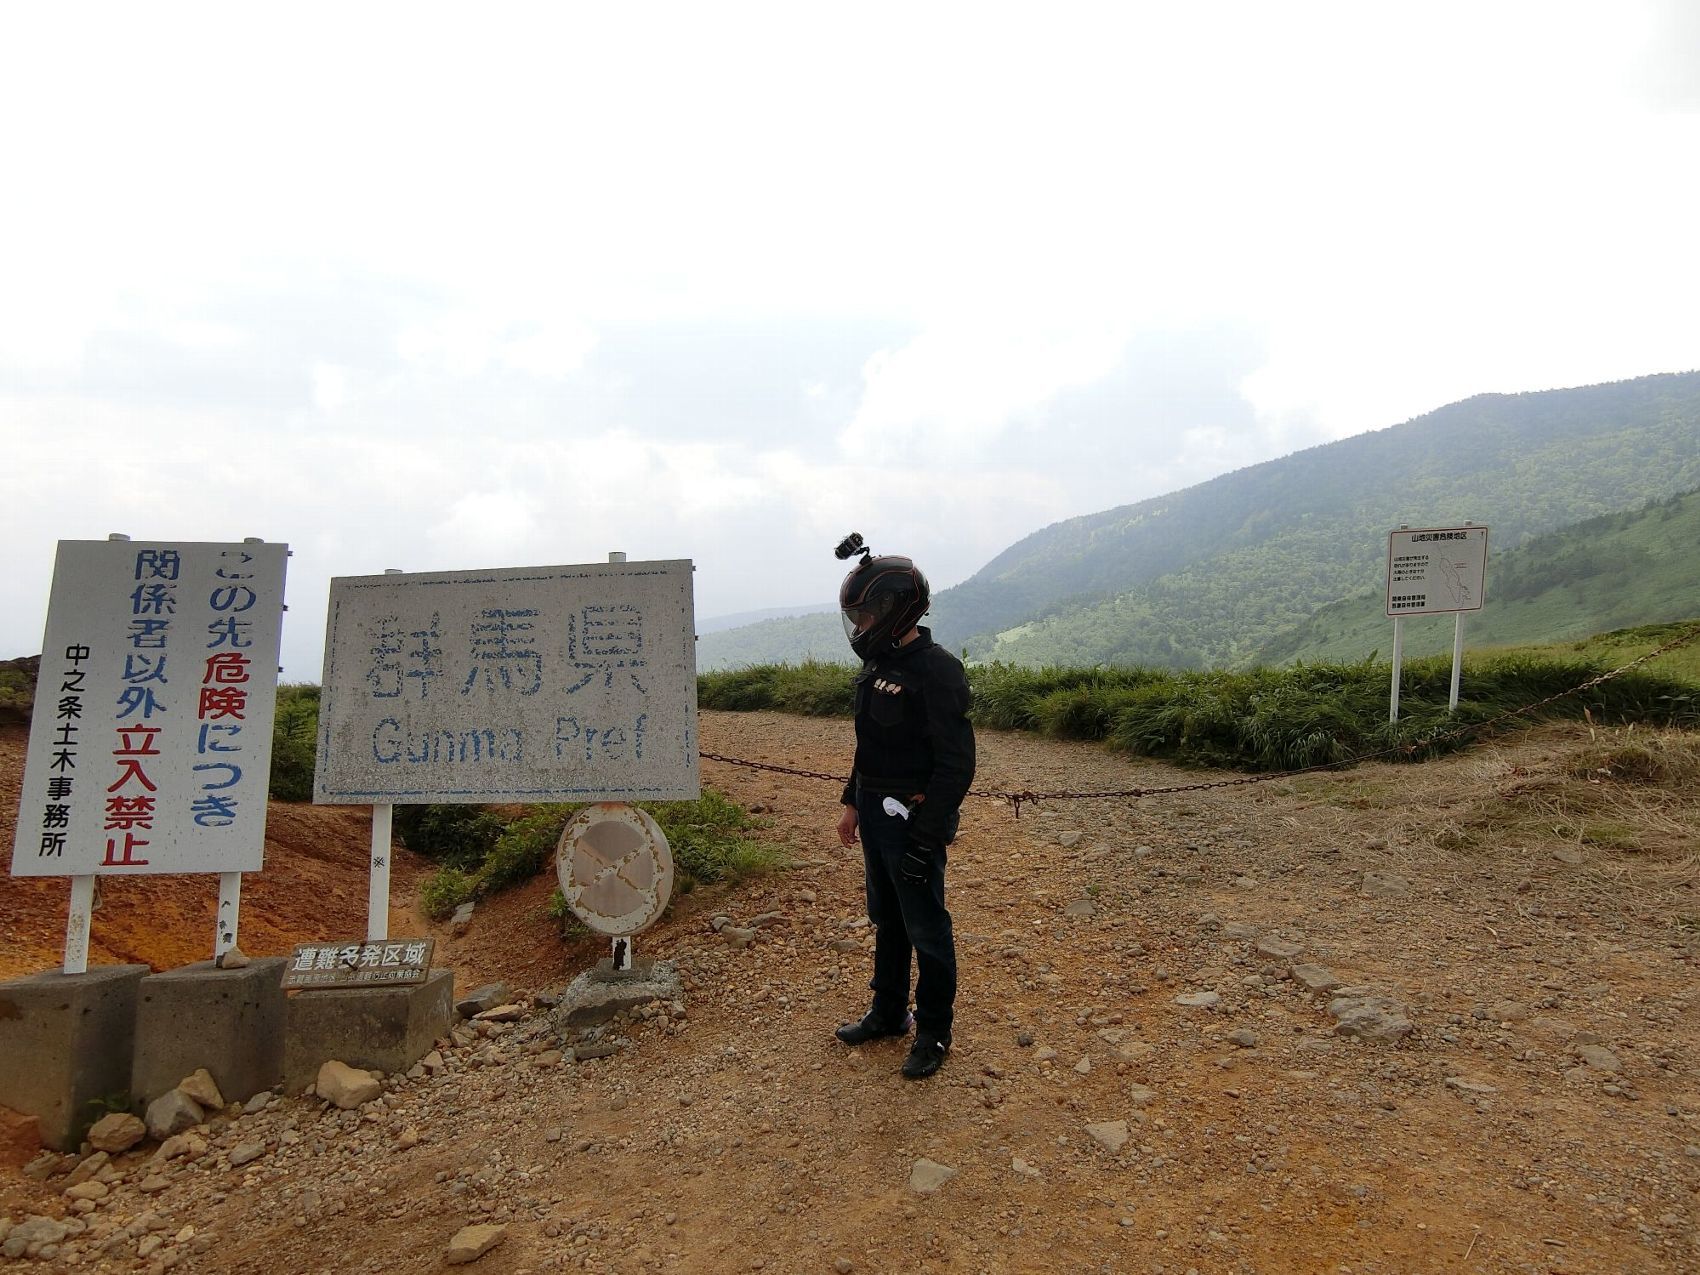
[912, 653, 975, 844]
[841, 773, 856, 806]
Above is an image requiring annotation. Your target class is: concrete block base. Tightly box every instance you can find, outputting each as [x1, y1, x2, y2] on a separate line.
[0, 965, 149, 1152]
[283, 970, 453, 1091]
[131, 958, 289, 1108]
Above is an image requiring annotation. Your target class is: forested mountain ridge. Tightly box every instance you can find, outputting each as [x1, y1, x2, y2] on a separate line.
[935, 371, 1700, 667]
[1257, 487, 1700, 665]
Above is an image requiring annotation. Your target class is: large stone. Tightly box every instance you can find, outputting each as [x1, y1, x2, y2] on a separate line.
[87, 1113, 147, 1154]
[178, 1068, 225, 1111]
[144, 1090, 205, 1140]
[449, 903, 476, 937]
[454, 983, 508, 1019]
[1254, 936, 1302, 960]
[2, 1217, 69, 1260]
[63, 1150, 108, 1187]
[1174, 991, 1221, 1009]
[315, 1060, 382, 1110]
[1360, 871, 1411, 900]
[551, 961, 683, 1030]
[1329, 994, 1414, 1044]
[1085, 1120, 1131, 1153]
[229, 1142, 266, 1167]
[908, 1158, 958, 1194]
[445, 1223, 506, 1264]
[0, 965, 149, 1152]
[1573, 1043, 1621, 1074]
[1290, 964, 1342, 993]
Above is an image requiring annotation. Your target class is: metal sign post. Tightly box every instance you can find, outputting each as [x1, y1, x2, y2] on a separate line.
[1385, 523, 1489, 722]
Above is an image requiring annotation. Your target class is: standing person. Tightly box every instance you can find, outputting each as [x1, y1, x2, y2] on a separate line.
[830, 534, 975, 1080]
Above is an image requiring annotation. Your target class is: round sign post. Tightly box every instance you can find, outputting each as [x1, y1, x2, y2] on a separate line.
[556, 803, 674, 971]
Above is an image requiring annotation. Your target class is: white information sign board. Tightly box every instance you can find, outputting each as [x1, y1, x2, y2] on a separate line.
[1385, 526, 1489, 617]
[315, 559, 699, 803]
[9, 540, 289, 878]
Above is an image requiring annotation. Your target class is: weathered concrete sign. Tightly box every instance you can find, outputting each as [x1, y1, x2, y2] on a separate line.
[314, 559, 699, 803]
[10, 539, 289, 877]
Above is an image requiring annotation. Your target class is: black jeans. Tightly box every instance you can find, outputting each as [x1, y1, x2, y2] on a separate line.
[857, 790, 957, 1044]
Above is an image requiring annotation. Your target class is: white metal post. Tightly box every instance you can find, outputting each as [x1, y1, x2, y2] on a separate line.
[366, 566, 404, 942]
[368, 804, 393, 941]
[63, 875, 95, 975]
[1448, 613, 1466, 714]
[1389, 615, 1405, 724]
[60, 531, 136, 974]
[216, 872, 242, 958]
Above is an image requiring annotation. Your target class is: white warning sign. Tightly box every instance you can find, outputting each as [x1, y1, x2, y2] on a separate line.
[1385, 526, 1489, 617]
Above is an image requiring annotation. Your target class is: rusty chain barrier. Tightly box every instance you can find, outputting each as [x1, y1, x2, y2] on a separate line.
[700, 623, 1700, 816]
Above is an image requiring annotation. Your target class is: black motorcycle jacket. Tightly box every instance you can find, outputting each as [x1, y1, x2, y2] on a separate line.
[839, 627, 975, 845]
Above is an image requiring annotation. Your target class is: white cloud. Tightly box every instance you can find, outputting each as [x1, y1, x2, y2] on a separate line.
[2, 0, 1697, 672]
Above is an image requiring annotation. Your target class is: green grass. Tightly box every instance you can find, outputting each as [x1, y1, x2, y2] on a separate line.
[698, 643, 1700, 773]
[697, 658, 856, 715]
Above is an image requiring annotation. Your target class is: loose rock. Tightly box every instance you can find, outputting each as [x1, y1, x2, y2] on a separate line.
[445, 1223, 507, 1265]
[1085, 1120, 1131, 1153]
[145, 1090, 205, 1141]
[908, 1158, 958, 1194]
[316, 1060, 383, 1109]
[89, 1112, 146, 1154]
[179, 1067, 225, 1110]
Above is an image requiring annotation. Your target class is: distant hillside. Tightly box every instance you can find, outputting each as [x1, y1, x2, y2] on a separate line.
[697, 603, 834, 636]
[696, 610, 851, 672]
[1258, 488, 1700, 665]
[937, 371, 1700, 667]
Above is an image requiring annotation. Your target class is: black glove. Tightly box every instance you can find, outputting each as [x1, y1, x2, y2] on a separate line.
[899, 831, 940, 886]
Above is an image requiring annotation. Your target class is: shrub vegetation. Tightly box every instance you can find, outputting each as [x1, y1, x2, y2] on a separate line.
[701, 646, 1699, 772]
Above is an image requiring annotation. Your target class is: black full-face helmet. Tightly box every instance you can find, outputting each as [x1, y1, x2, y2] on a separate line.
[839, 550, 930, 661]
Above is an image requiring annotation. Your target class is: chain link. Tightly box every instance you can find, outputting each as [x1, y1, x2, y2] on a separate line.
[700, 623, 1700, 815]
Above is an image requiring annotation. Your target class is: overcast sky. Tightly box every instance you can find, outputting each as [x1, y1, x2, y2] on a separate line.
[3, 1, 1698, 677]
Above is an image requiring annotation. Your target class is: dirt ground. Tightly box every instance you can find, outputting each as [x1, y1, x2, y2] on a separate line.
[3, 711, 1699, 1274]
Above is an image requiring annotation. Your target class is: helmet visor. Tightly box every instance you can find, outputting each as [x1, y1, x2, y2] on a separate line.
[841, 593, 896, 645]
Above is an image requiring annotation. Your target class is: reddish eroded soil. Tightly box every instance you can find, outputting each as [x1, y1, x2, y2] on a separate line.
[2, 712, 1699, 1273]
[0, 725, 430, 981]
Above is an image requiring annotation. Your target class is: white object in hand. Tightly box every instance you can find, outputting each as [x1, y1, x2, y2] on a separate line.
[882, 797, 911, 820]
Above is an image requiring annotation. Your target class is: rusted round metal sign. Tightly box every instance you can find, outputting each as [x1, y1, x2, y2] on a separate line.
[556, 803, 674, 936]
